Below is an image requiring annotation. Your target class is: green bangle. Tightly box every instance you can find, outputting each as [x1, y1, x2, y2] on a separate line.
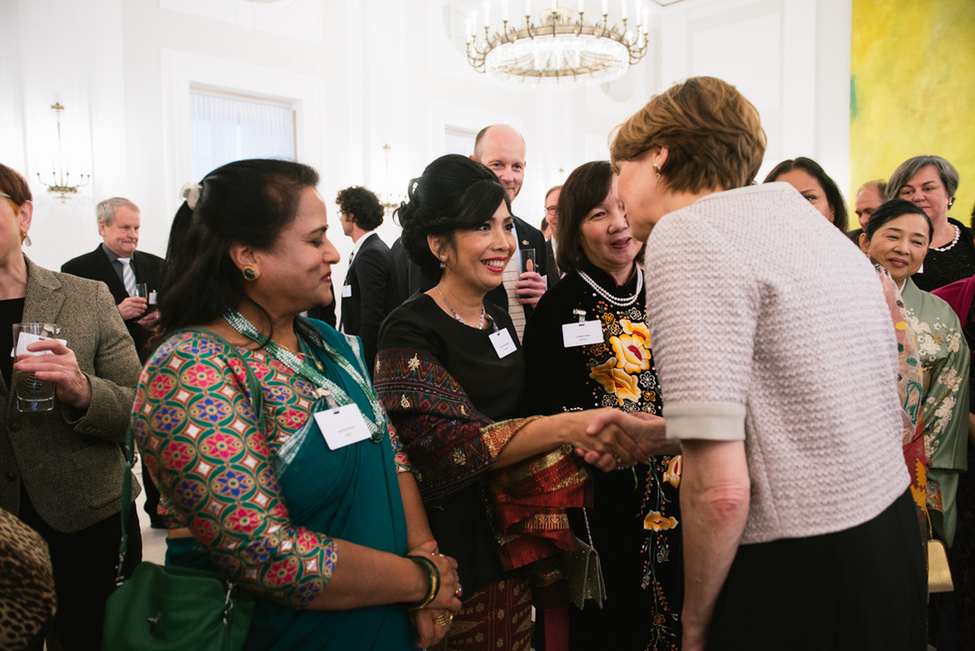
[404, 555, 441, 610]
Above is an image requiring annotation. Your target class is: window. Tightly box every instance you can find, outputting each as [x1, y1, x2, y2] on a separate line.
[445, 126, 477, 156]
[190, 89, 296, 181]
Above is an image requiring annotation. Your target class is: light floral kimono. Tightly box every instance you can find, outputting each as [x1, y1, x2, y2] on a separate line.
[901, 277, 971, 545]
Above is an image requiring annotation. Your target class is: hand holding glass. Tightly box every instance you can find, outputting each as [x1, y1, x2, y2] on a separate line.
[12, 323, 61, 412]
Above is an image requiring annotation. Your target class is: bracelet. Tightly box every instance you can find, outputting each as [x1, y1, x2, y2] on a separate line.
[404, 555, 441, 610]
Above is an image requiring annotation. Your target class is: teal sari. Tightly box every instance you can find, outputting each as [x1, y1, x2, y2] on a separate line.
[165, 319, 412, 650]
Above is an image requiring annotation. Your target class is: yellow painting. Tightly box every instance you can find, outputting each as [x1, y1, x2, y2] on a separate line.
[851, 0, 975, 226]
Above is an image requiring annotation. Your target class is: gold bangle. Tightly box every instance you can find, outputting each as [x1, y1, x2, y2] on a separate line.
[404, 555, 440, 610]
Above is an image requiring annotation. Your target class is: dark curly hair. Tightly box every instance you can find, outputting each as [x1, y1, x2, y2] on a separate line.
[336, 186, 384, 231]
[396, 154, 509, 281]
[158, 159, 319, 337]
[764, 157, 849, 233]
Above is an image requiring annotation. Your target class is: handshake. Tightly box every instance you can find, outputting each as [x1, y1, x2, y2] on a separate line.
[566, 409, 678, 472]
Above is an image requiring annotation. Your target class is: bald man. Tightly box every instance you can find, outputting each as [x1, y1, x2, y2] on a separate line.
[470, 124, 547, 340]
[848, 180, 887, 242]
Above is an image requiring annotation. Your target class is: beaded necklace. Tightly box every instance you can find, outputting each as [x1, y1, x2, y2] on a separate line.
[930, 224, 960, 253]
[577, 267, 643, 307]
[224, 310, 385, 443]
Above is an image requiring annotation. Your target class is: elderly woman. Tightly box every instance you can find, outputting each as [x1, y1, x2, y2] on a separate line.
[374, 154, 660, 651]
[131, 159, 461, 650]
[522, 160, 682, 651]
[764, 156, 849, 233]
[859, 199, 970, 550]
[0, 163, 143, 649]
[611, 76, 926, 650]
[888, 155, 972, 291]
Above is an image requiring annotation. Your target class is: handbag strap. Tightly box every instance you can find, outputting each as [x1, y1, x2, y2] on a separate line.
[581, 508, 595, 547]
[114, 327, 266, 583]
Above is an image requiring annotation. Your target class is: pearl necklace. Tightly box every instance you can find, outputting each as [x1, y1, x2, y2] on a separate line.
[577, 267, 643, 307]
[437, 285, 486, 329]
[930, 224, 960, 253]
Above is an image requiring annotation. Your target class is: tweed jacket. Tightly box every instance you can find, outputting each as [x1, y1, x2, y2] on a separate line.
[0, 258, 142, 533]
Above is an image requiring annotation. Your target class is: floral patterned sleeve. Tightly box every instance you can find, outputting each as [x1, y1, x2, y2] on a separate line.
[132, 332, 337, 608]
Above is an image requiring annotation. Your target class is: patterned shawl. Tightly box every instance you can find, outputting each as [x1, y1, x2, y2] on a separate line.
[375, 347, 591, 571]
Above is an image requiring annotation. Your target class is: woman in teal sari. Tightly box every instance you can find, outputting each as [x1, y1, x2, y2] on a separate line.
[131, 159, 461, 650]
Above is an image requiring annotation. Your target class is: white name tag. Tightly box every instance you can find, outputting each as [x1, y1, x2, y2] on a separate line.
[342, 284, 353, 298]
[148, 290, 158, 305]
[489, 328, 517, 358]
[562, 320, 603, 347]
[13, 333, 68, 357]
[314, 403, 371, 450]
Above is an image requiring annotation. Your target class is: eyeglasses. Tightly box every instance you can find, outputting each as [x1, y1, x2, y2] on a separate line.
[545, 205, 557, 214]
[0, 192, 10, 199]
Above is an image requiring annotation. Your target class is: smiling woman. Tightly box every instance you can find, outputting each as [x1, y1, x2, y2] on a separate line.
[522, 160, 682, 651]
[374, 154, 667, 651]
[131, 159, 464, 650]
[861, 198, 970, 555]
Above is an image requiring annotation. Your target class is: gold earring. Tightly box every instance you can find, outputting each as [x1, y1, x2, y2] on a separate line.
[652, 163, 662, 179]
[242, 266, 258, 281]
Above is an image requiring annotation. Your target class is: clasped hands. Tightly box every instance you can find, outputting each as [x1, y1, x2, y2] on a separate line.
[406, 539, 462, 649]
[570, 409, 678, 472]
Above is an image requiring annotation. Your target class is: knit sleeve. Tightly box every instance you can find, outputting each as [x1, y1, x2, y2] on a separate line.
[643, 211, 758, 441]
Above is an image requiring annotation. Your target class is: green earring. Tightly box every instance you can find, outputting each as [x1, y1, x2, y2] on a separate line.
[243, 267, 257, 281]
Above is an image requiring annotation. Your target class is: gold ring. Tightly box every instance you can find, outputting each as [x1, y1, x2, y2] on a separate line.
[434, 613, 454, 627]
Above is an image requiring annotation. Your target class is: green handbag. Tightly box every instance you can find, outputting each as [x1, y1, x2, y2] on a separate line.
[102, 562, 254, 650]
[101, 329, 260, 650]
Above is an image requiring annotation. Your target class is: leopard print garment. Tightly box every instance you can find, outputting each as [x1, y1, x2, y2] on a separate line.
[0, 507, 56, 651]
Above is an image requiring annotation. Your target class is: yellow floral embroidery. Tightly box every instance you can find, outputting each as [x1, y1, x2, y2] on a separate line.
[663, 455, 682, 488]
[610, 323, 651, 375]
[644, 510, 679, 532]
[589, 358, 641, 403]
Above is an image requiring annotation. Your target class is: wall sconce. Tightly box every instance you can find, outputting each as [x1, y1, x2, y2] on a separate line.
[381, 143, 407, 211]
[36, 103, 90, 200]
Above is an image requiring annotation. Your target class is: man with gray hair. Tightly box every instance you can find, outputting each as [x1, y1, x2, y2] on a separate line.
[63, 198, 164, 361]
[62, 197, 166, 527]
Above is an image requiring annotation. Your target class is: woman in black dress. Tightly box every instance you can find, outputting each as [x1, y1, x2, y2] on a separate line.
[522, 161, 683, 650]
[374, 154, 663, 651]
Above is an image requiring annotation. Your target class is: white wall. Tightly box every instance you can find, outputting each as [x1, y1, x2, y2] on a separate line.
[1, 0, 852, 278]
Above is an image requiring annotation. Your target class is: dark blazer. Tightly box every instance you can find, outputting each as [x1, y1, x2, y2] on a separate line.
[61, 246, 164, 361]
[0, 258, 142, 533]
[340, 233, 397, 375]
[485, 215, 547, 322]
[545, 237, 561, 281]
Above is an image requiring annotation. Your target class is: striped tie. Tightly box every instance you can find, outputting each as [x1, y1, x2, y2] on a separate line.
[118, 257, 137, 297]
[502, 257, 526, 342]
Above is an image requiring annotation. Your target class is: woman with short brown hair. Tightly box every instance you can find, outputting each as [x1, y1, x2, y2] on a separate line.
[611, 76, 926, 651]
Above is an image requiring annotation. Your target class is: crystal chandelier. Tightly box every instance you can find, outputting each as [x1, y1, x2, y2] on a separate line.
[466, 1, 648, 87]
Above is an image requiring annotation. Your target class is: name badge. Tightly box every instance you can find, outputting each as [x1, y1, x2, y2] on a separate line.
[148, 290, 158, 305]
[562, 320, 603, 347]
[489, 328, 517, 359]
[342, 284, 353, 298]
[314, 403, 371, 450]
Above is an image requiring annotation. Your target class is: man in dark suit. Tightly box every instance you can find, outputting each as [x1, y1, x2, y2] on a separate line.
[337, 186, 396, 376]
[543, 184, 563, 281]
[470, 124, 547, 342]
[61, 198, 165, 364]
[61, 196, 165, 527]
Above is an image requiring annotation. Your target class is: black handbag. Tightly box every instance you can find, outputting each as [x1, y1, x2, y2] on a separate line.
[102, 329, 261, 650]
